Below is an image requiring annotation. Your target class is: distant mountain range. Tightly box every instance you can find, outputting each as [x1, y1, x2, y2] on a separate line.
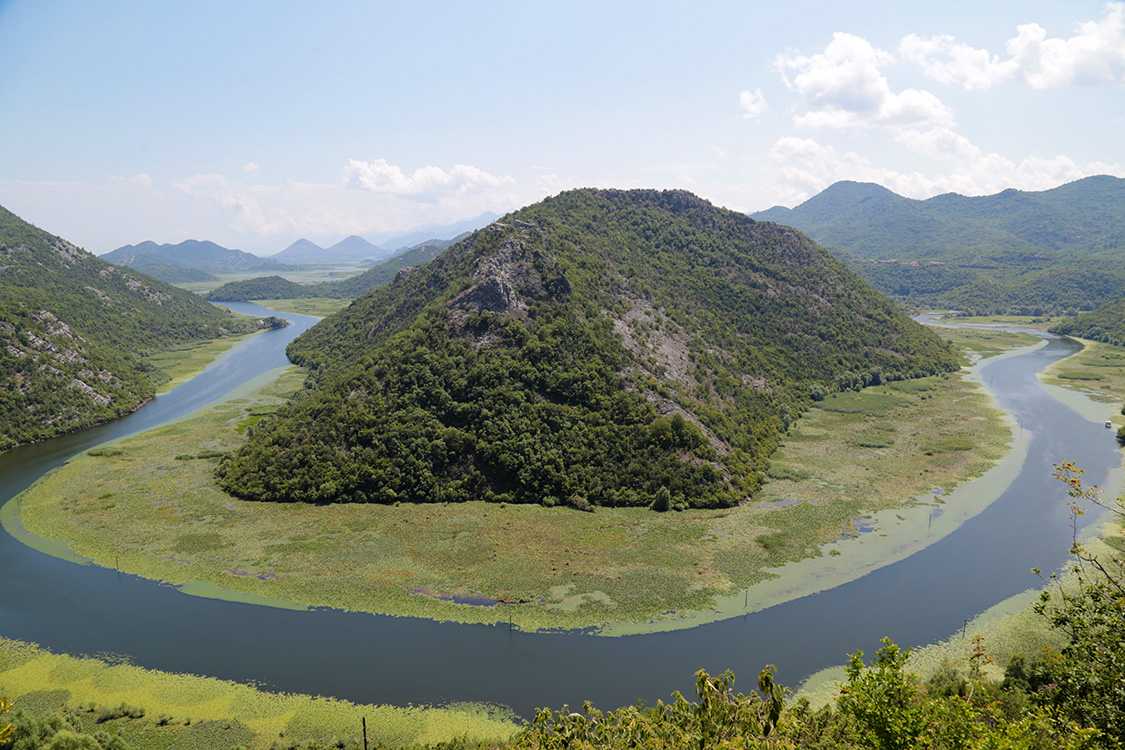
[102, 239, 290, 281]
[205, 234, 466, 302]
[753, 175, 1125, 262]
[753, 175, 1125, 314]
[372, 212, 500, 252]
[272, 235, 387, 263]
[270, 212, 500, 263]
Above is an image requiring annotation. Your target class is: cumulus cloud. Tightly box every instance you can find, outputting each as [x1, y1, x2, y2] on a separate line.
[893, 126, 982, 163]
[898, 35, 1018, 90]
[343, 159, 513, 197]
[242, 162, 260, 173]
[775, 32, 954, 129]
[902, 2, 1125, 89]
[739, 88, 768, 119]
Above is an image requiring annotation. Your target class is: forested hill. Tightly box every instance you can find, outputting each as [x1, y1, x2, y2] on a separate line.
[753, 176, 1125, 261]
[752, 176, 1125, 314]
[0, 205, 256, 451]
[218, 188, 957, 509]
[103, 239, 289, 275]
[1050, 297, 1125, 344]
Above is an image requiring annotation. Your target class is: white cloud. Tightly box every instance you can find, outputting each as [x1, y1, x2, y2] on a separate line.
[153, 159, 553, 251]
[342, 159, 513, 197]
[775, 32, 954, 129]
[242, 162, 260, 174]
[739, 88, 768, 119]
[893, 126, 982, 163]
[903, 2, 1125, 90]
[898, 34, 1018, 90]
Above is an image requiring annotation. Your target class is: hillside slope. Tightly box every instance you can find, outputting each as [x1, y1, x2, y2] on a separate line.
[753, 176, 1125, 313]
[218, 189, 957, 508]
[755, 176, 1125, 261]
[0, 206, 256, 450]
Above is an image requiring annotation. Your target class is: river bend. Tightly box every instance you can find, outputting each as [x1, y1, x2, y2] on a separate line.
[1, 307, 1119, 716]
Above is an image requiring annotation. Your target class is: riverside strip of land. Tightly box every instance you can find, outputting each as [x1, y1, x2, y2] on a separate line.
[11, 326, 1032, 634]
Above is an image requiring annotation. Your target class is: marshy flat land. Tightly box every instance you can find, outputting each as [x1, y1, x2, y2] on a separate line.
[14, 326, 1028, 633]
[0, 637, 519, 750]
[1041, 339, 1125, 403]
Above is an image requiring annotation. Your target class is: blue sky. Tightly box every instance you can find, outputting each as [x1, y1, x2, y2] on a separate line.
[1, 0, 1123, 255]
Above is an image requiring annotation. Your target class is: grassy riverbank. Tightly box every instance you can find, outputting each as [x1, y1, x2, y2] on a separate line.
[1041, 339, 1125, 402]
[0, 639, 518, 750]
[143, 333, 259, 395]
[11, 328, 1025, 634]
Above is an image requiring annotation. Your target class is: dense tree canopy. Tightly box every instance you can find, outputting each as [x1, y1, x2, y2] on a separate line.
[219, 189, 958, 508]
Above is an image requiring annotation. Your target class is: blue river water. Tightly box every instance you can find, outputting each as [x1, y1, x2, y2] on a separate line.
[0, 307, 1120, 716]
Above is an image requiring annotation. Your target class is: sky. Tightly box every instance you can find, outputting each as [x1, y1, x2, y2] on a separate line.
[1, 0, 1123, 256]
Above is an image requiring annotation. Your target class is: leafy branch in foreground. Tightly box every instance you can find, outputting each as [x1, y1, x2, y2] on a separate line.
[1035, 462, 1125, 743]
[0, 697, 14, 744]
[511, 666, 788, 750]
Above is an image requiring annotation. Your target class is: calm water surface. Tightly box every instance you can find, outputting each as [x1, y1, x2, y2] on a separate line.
[1, 309, 1119, 716]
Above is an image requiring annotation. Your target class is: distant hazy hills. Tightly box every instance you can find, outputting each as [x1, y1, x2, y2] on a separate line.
[0, 205, 256, 451]
[205, 235, 465, 302]
[103, 239, 290, 281]
[271, 212, 499, 263]
[216, 188, 957, 508]
[273, 235, 385, 263]
[754, 176, 1125, 314]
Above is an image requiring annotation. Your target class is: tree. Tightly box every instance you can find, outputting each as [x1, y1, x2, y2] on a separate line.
[1037, 462, 1125, 744]
[837, 639, 930, 750]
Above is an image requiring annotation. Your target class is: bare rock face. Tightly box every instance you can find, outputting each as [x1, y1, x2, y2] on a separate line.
[448, 238, 570, 330]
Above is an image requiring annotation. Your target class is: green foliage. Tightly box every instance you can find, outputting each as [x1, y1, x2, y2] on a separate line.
[204, 275, 308, 302]
[0, 205, 255, 450]
[0, 697, 13, 745]
[1036, 463, 1125, 745]
[220, 189, 958, 508]
[837, 640, 929, 750]
[3, 707, 135, 750]
[1051, 297, 1125, 345]
[510, 667, 787, 750]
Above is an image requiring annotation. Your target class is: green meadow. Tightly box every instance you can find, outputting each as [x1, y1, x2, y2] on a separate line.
[11, 328, 1025, 635]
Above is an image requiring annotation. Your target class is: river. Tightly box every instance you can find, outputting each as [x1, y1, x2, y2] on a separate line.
[0, 305, 1120, 716]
